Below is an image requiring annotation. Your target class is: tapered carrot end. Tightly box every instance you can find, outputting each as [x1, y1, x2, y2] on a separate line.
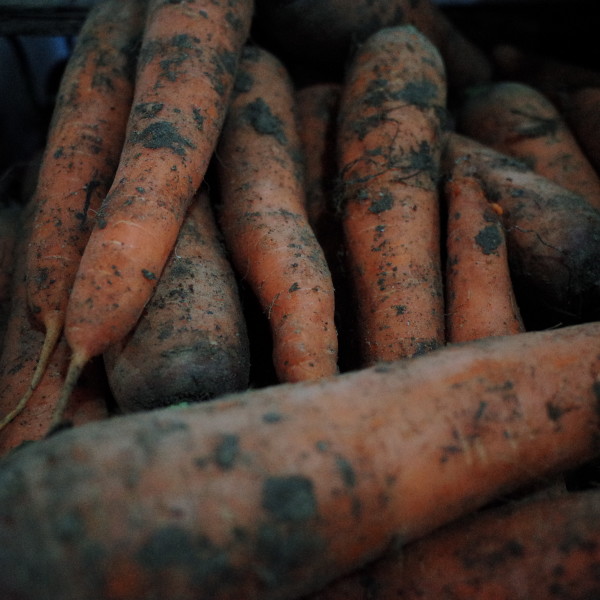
[49, 351, 89, 432]
[30, 321, 63, 390]
[0, 386, 35, 433]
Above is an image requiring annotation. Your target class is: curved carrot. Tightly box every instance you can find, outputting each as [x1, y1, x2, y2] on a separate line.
[444, 168, 524, 342]
[337, 25, 446, 364]
[59, 0, 254, 424]
[443, 131, 600, 327]
[0, 321, 599, 599]
[310, 489, 600, 599]
[455, 81, 600, 209]
[216, 45, 338, 383]
[103, 187, 250, 412]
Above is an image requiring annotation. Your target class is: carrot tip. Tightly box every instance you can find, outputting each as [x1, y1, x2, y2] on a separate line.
[49, 352, 88, 431]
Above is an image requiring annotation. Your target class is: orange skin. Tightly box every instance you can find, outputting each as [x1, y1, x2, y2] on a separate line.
[22, 0, 146, 393]
[456, 81, 600, 209]
[443, 132, 600, 325]
[444, 169, 524, 342]
[310, 489, 600, 600]
[103, 188, 250, 412]
[337, 25, 446, 364]
[60, 0, 254, 420]
[0, 321, 599, 599]
[217, 46, 338, 383]
[0, 206, 108, 456]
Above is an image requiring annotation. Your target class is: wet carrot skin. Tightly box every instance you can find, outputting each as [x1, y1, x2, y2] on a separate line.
[0, 321, 599, 599]
[64, 0, 254, 362]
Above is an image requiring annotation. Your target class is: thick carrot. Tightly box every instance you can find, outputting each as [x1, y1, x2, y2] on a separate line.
[0, 321, 599, 600]
[443, 132, 600, 327]
[216, 45, 338, 383]
[20, 0, 145, 408]
[0, 203, 108, 454]
[59, 0, 254, 424]
[337, 25, 446, 364]
[254, 0, 491, 91]
[103, 187, 250, 412]
[455, 81, 600, 209]
[310, 488, 600, 599]
[444, 166, 524, 342]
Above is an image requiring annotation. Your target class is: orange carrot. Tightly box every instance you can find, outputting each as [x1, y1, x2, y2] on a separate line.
[19, 0, 145, 412]
[310, 488, 600, 599]
[443, 132, 600, 327]
[254, 0, 491, 91]
[216, 45, 338, 383]
[103, 187, 250, 412]
[0, 203, 108, 454]
[444, 165, 524, 342]
[455, 81, 600, 209]
[58, 0, 254, 425]
[337, 25, 446, 364]
[0, 321, 599, 599]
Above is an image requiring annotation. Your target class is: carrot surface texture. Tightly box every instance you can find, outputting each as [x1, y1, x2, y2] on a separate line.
[455, 81, 600, 209]
[0, 321, 599, 599]
[216, 45, 338, 383]
[103, 187, 250, 412]
[336, 25, 446, 365]
[310, 488, 600, 599]
[7, 0, 144, 425]
[443, 132, 600, 327]
[58, 0, 254, 424]
[444, 161, 524, 342]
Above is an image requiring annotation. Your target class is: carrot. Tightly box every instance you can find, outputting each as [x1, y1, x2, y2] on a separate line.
[442, 132, 600, 327]
[0, 201, 21, 350]
[58, 0, 254, 425]
[17, 0, 145, 416]
[0, 203, 108, 455]
[0, 320, 599, 600]
[444, 166, 524, 343]
[336, 25, 446, 365]
[455, 81, 600, 209]
[103, 187, 250, 412]
[215, 45, 338, 383]
[254, 0, 491, 92]
[310, 488, 600, 599]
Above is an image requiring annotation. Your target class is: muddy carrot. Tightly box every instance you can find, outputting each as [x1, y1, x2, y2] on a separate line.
[216, 45, 338, 383]
[310, 488, 600, 599]
[444, 165, 524, 342]
[103, 187, 250, 412]
[58, 0, 254, 425]
[17, 0, 145, 415]
[254, 0, 491, 91]
[455, 81, 600, 209]
[443, 131, 600, 327]
[337, 25, 446, 364]
[0, 320, 599, 599]
[0, 203, 108, 455]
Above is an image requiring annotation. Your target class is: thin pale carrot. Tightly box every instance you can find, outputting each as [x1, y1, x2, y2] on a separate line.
[337, 25, 447, 364]
[455, 81, 600, 209]
[103, 187, 250, 412]
[216, 45, 338, 383]
[58, 0, 254, 425]
[0, 321, 599, 599]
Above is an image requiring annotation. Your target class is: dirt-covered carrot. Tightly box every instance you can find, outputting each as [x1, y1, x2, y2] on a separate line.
[443, 132, 600, 327]
[337, 25, 446, 364]
[19, 0, 145, 411]
[0, 204, 108, 454]
[455, 81, 600, 209]
[310, 488, 600, 599]
[103, 187, 250, 412]
[254, 0, 491, 92]
[444, 165, 524, 342]
[0, 321, 599, 600]
[216, 45, 338, 383]
[58, 0, 254, 425]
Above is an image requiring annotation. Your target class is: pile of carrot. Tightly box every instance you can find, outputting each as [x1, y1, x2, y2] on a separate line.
[0, 0, 599, 598]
